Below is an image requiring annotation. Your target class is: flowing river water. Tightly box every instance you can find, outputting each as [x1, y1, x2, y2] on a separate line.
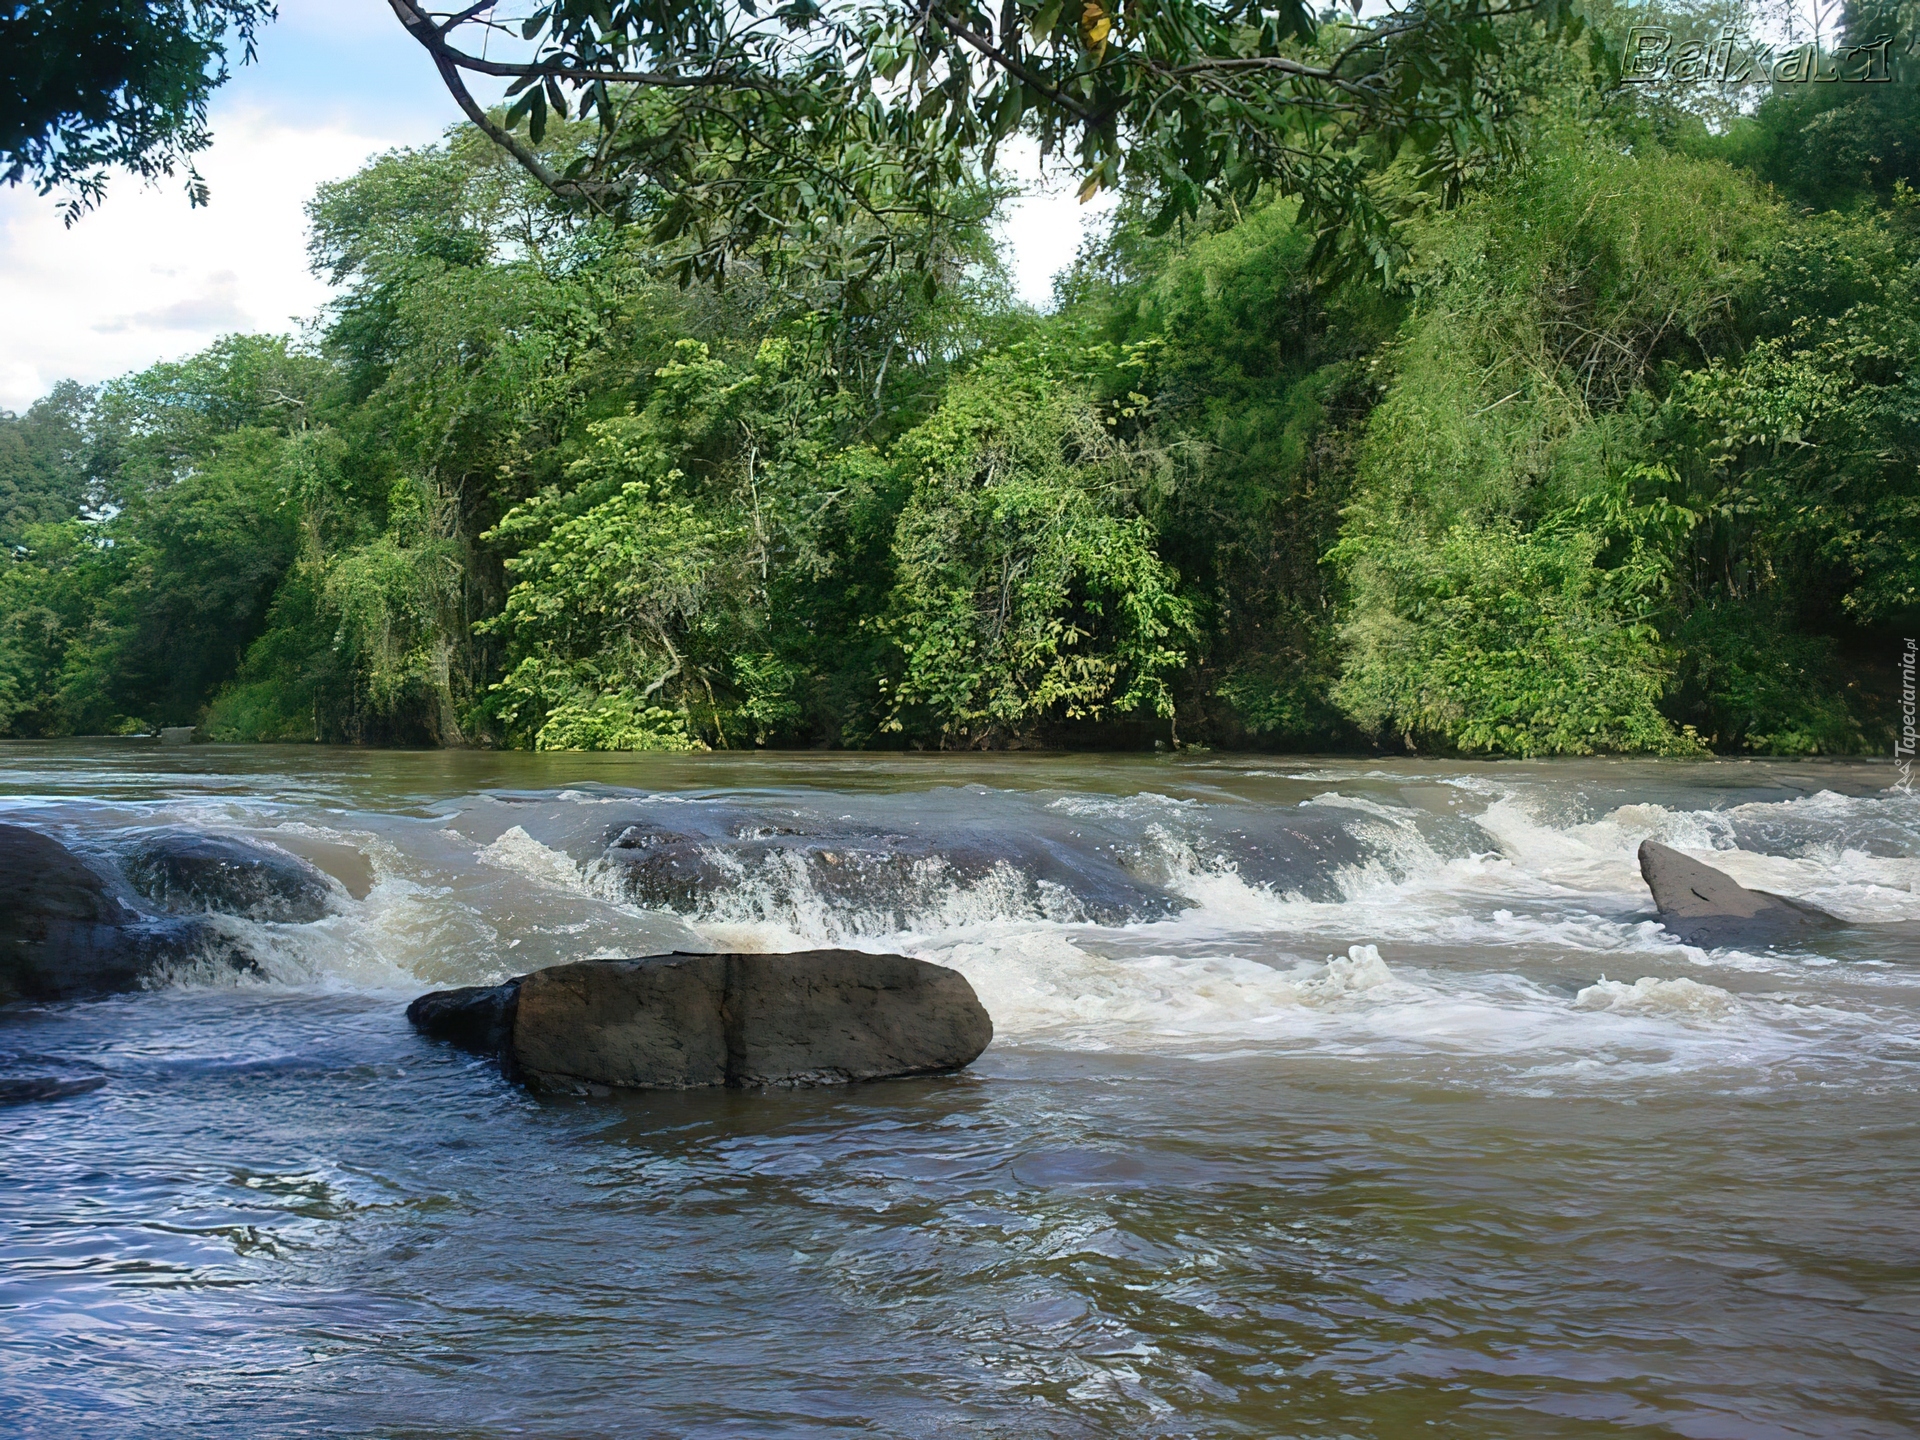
[2, 742, 1918, 1438]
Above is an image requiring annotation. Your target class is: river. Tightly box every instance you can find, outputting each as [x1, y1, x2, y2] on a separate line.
[2, 743, 1917, 1437]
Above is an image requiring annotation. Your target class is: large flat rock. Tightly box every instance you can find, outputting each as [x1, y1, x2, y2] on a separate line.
[723, 949, 992, 1087]
[1638, 840, 1838, 949]
[409, 950, 993, 1092]
[515, 954, 729, 1090]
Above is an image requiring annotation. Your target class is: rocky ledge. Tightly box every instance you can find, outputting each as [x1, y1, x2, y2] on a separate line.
[1639, 839, 1839, 949]
[123, 829, 336, 923]
[1, 824, 244, 1003]
[408, 949, 994, 1093]
[1, 823, 343, 1004]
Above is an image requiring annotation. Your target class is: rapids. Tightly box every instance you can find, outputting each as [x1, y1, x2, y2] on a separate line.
[2, 743, 1917, 1437]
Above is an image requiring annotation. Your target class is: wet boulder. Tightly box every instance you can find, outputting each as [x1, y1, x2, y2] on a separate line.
[122, 829, 335, 923]
[1639, 840, 1839, 949]
[1, 824, 138, 1002]
[0, 823, 248, 1003]
[408, 950, 993, 1092]
[601, 826, 727, 912]
[706, 950, 992, 1088]
[405, 979, 523, 1060]
[599, 818, 1184, 926]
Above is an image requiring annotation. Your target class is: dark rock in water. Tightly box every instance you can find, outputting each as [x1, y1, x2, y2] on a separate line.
[608, 824, 700, 852]
[1, 823, 137, 932]
[1639, 840, 1839, 949]
[3, 823, 142, 1002]
[407, 950, 993, 1092]
[0, 1075, 107, 1104]
[603, 835, 731, 912]
[514, 954, 729, 1091]
[122, 829, 335, 922]
[406, 979, 523, 1060]
[1, 823, 254, 1004]
[600, 818, 1185, 926]
[715, 950, 992, 1088]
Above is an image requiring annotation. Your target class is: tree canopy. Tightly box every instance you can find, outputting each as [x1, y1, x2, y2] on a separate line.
[0, 1, 275, 218]
[387, 0, 1587, 278]
[0, 0, 1913, 754]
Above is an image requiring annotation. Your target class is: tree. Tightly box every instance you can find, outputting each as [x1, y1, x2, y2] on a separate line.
[0, 1, 276, 220]
[0, 382, 94, 547]
[879, 348, 1194, 745]
[387, 0, 1585, 278]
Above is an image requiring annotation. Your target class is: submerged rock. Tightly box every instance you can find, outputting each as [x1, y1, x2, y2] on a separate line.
[0, 1075, 108, 1105]
[408, 950, 993, 1092]
[1638, 840, 1838, 949]
[0, 823, 251, 1003]
[122, 829, 335, 923]
[600, 819, 1184, 926]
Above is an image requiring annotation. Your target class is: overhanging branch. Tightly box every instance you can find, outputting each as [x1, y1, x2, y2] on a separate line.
[388, 0, 618, 209]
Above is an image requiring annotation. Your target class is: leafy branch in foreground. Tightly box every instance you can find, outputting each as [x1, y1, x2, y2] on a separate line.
[0, 1, 276, 221]
[388, 0, 1586, 276]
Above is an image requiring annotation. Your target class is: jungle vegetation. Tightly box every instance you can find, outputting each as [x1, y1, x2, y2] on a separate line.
[0, 2, 1913, 755]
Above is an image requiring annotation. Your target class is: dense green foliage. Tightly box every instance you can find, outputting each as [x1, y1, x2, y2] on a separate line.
[395, 0, 1584, 285]
[0, 1, 275, 218]
[2, 14, 1912, 754]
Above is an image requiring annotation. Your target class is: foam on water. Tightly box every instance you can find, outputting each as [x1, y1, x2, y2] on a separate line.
[1573, 974, 1739, 1018]
[479, 824, 586, 891]
[583, 782, 1908, 1077]
[20, 757, 1916, 1089]
[1473, 789, 1920, 922]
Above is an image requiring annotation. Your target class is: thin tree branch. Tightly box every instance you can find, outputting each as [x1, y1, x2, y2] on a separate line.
[926, 8, 1101, 124]
[402, 0, 784, 91]
[388, 0, 617, 209]
[434, 2, 497, 33]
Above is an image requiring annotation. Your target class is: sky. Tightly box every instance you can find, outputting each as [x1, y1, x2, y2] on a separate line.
[0, 0, 1115, 414]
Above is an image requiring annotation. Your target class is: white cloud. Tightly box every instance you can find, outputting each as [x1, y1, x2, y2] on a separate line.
[0, 55, 1108, 412]
[0, 106, 415, 411]
[94, 270, 250, 334]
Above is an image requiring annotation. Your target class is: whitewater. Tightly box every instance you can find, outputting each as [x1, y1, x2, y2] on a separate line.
[2, 744, 1916, 1437]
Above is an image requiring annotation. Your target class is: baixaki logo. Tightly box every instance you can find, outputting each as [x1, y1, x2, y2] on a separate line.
[1621, 28, 1896, 85]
